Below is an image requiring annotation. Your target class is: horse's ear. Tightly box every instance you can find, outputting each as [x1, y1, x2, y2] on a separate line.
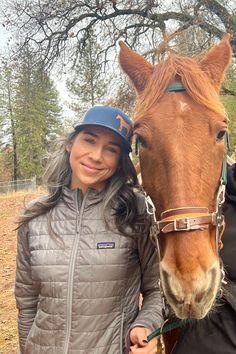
[200, 33, 232, 92]
[119, 41, 154, 94]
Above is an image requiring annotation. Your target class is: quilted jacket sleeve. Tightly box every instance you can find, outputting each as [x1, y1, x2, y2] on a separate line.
[133, 229, 162, 330]
[15, 224, 40, 354]
[128, 192, 163, 333]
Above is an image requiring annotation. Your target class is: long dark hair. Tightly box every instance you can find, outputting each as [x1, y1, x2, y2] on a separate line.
[18, 129, 149, 237]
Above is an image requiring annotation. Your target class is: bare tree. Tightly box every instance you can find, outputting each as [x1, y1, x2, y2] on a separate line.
[2, 0, 235, 68]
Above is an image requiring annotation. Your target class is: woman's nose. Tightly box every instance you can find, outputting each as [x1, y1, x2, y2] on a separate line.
[89, 146, 103, 161]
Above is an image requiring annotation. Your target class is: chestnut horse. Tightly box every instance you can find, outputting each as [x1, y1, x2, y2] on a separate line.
[119, 35, 232, 351]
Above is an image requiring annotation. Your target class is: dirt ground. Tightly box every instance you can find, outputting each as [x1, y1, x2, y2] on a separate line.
[0, 189, 44, 354]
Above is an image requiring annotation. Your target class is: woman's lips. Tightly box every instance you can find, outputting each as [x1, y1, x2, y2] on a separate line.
[81, 163, 102, 173]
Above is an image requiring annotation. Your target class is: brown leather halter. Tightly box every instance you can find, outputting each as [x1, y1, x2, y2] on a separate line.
[157, 207, 225, 249]
[144, 187, 225, 254]
[136, 135, 228, 254]
[134, 83, 229, 253]
[158, 207, 216, 233]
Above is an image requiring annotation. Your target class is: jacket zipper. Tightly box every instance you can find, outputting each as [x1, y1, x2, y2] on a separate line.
[120, 310, 125, 354]
[63, 190, 87, 354]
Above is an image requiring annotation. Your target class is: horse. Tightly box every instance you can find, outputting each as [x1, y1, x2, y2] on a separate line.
[119, 34, 232, 352]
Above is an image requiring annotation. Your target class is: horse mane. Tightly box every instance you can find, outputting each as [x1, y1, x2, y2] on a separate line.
[136, 54, 226, 119]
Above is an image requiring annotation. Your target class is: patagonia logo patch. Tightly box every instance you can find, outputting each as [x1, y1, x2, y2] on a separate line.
[97, 242, 115, 249]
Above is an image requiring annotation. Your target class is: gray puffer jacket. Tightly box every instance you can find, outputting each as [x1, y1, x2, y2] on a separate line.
[15, 187, 162, 354]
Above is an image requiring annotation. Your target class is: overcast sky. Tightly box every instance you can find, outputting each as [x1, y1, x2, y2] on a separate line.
[0, 21, 13, 60]
[0, 26, 8, 47]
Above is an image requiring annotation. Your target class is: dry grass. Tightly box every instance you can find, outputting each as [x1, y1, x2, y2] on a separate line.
[0, 189, 44, 354]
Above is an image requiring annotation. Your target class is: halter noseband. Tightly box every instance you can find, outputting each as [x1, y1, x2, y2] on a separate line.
[157, 207, 219, 233]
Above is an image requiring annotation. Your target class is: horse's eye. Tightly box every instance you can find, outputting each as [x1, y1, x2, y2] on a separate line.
[216, 129, 227, 143]
[137, 136, 147, 148]
[133, 134, 148, 155]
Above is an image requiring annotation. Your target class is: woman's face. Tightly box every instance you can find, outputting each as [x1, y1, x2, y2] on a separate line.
[67, 126, 122, 194]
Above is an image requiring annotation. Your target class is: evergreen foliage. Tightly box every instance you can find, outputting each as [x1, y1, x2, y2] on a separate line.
[222, 61, 236, 152]
[66, 28, 107, 120]
[0, 60, 18, 181]
[0, 46, 62, 183]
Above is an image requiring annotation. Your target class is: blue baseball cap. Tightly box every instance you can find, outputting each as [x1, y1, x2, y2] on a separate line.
[74, 105, 133, 152]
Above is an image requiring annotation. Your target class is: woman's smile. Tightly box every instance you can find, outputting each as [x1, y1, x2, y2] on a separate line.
[81, 162, 103, 173]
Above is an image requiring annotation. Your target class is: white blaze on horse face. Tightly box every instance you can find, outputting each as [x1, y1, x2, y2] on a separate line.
[179, 100, 188, 112]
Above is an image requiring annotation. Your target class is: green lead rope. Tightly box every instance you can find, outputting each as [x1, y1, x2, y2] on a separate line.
[221, 132, 230, 186]
[146, 319, 189, 342]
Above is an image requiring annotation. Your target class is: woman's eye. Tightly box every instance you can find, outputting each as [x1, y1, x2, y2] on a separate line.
[106, 146, 119, 154]
[216, 129, 227, 143]
[84, 138, 95, 144]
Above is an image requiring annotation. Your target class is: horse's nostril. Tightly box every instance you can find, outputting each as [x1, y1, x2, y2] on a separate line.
[195, 291, 205, 303]
[178, 299, 185, 305]
[193, 267, 219, 303]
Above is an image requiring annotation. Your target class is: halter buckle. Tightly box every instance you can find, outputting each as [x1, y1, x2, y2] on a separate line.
[174, 217, 190, 231]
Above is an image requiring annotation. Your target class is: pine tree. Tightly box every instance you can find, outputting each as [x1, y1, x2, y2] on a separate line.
[14, 46, 62, 182]
[66, 28, 107, 120]
[222, 63, 236, 153]
[0, 59, 18, 182]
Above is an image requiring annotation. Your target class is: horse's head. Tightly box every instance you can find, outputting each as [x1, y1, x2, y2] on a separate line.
[119, 34, 232, 319]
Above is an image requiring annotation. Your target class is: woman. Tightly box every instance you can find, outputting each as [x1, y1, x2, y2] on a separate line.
[172, 163, 236, 354]
[15, 105, 162, 354]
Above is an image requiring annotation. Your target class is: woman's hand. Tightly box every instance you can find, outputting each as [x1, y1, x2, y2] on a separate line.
[129, 327, 158, 353]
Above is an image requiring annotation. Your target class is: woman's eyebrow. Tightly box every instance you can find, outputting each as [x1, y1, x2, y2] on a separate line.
[83, 130, 121, 147]
[83, 130, 98, 137]
[109, 141, 121, 148]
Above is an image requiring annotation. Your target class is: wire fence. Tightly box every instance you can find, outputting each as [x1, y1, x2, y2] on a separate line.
[0, 176, 37, 194]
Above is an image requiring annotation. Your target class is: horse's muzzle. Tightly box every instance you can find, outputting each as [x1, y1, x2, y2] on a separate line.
[160, 262, 221, 319]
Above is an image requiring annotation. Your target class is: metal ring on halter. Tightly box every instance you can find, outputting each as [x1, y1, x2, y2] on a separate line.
[216, 184, 226, 212]
[144, 194, 157, 223]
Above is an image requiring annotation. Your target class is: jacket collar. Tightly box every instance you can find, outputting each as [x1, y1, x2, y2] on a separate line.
[61, 186, 106, 210]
